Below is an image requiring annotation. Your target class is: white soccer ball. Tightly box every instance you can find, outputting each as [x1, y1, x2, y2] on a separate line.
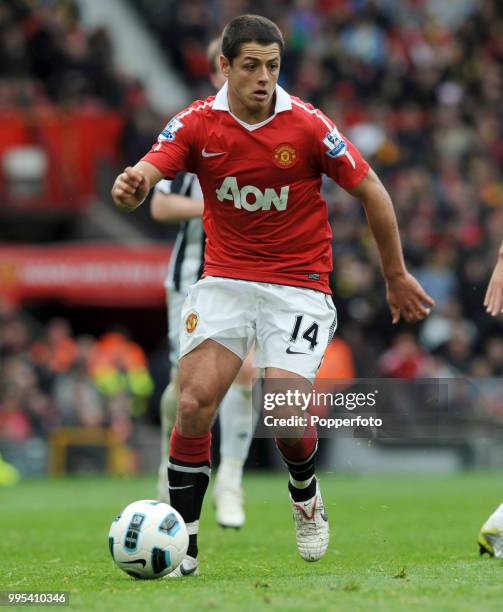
[108, 500, 188, 579]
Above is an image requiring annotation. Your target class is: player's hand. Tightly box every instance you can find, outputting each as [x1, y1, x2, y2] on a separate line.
[111, 166, 149, 212]
[386, 272, 435, 324]
[484, 256, 503, 316]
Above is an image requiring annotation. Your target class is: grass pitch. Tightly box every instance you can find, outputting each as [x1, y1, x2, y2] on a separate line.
[1, 472, 502, 611]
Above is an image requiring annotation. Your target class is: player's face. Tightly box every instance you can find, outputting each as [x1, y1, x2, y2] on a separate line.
[221, 43, 281, 121]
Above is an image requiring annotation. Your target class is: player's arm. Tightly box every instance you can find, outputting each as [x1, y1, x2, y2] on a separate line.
[348, 168, 435, 323]
[113, 108, 198, 213]
[111, 161, 163, 213]
[151, 192, 203, 223]
[484, 242, 503, 316]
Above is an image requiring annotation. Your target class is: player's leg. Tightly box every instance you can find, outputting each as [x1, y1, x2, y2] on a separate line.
[157, 289, 185, 501]
[478, 503, 503, 558]
[166, 276, 254, 576]
[265, 367, 329, 562]
[167, 339, 242, 576]
[213, 350, 258, 528]
[157, 371, 178, 501]
[255, 283, 337, 562]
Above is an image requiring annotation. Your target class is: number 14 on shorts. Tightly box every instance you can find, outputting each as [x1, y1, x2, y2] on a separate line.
[288, 315, 319, 353]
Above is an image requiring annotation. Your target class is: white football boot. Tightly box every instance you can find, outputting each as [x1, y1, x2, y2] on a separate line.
[166, 555, 199, 578]
[291, 480, 329, 562]
[478, 503, 503, 558]
[213, 486, 245, 529]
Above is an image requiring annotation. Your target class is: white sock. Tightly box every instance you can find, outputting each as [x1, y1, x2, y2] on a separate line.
[215, 457, 244, 491]
[219, 383, 256, 461]
[216, 383, 258, 491]
[160, 379, 178, 457]
[158, 378, 178, 500]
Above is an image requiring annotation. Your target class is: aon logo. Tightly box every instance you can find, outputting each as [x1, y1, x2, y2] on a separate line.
[216, 176, 289, 211]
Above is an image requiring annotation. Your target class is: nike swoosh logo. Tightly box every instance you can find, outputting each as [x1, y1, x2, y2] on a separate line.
[202, 148, 226, 158]
[286, 347, 307, 355]
[180, 564, 198, 576]
[168, 484, 194, 490]
[294, 497, 318, 521]
[122, 559, 147, 567]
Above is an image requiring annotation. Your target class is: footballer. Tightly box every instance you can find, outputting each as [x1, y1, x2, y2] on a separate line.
[112, 14, 434, 577]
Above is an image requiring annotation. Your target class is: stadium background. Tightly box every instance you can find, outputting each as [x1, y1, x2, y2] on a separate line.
[1, 0, 503, 480]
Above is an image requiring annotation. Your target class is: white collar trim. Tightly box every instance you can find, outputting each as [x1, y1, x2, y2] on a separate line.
[212, 82, 292, 114]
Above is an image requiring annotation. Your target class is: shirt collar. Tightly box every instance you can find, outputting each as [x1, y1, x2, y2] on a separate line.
[212, 82, 292, 113]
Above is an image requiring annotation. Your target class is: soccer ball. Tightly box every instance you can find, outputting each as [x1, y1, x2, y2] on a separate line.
[108, 500, 188, 579]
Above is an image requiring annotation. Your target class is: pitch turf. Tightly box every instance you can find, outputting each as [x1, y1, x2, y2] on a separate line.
[1, 472, 502, 611]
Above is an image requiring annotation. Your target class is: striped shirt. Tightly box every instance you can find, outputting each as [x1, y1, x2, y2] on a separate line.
[155, 174, 205, 294]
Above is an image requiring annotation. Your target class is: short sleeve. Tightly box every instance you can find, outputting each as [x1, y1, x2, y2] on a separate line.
[312, 110, 369, 190]
[142, 109, 198, 178]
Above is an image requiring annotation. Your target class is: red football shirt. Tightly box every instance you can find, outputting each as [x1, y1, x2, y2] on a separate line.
[142, 83, 369, 294]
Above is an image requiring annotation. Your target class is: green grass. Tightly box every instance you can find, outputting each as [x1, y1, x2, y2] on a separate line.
[1, 472, 502, 611]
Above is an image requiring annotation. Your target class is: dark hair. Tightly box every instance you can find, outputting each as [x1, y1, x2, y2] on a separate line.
[222, 14, 284, 63]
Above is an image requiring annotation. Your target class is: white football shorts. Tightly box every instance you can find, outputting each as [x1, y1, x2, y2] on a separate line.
[179, 276, 337, 380]
[167, 288, 187, 369]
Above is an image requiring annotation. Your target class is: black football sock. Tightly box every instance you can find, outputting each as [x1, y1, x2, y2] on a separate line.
[168, 427, 211, 559]
[276, 425, 318, 503]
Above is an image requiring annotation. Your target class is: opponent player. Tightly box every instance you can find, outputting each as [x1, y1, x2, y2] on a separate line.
[112, 15, 434, 576]
[478, 241, 503, 558]
[153, 38, 257, 529]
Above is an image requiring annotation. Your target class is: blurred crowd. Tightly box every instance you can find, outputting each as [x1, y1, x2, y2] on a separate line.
[0, 0, 142, 110]
[1, 0, 503, 466]
[0, 0, 161, 169]
[0, 301, 154, 456]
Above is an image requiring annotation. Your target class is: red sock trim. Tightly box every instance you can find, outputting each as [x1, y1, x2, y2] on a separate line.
[275, 423, 317, 461]
[170, 427, 212, 464]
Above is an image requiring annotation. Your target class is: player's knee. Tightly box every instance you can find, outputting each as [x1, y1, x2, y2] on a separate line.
[177, 389, 215, 435]
[178, 392, 200, 420]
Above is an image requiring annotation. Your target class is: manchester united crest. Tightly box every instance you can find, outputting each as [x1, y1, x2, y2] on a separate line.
[273, 144, 298, 168]
[185, 312, 199, 334]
